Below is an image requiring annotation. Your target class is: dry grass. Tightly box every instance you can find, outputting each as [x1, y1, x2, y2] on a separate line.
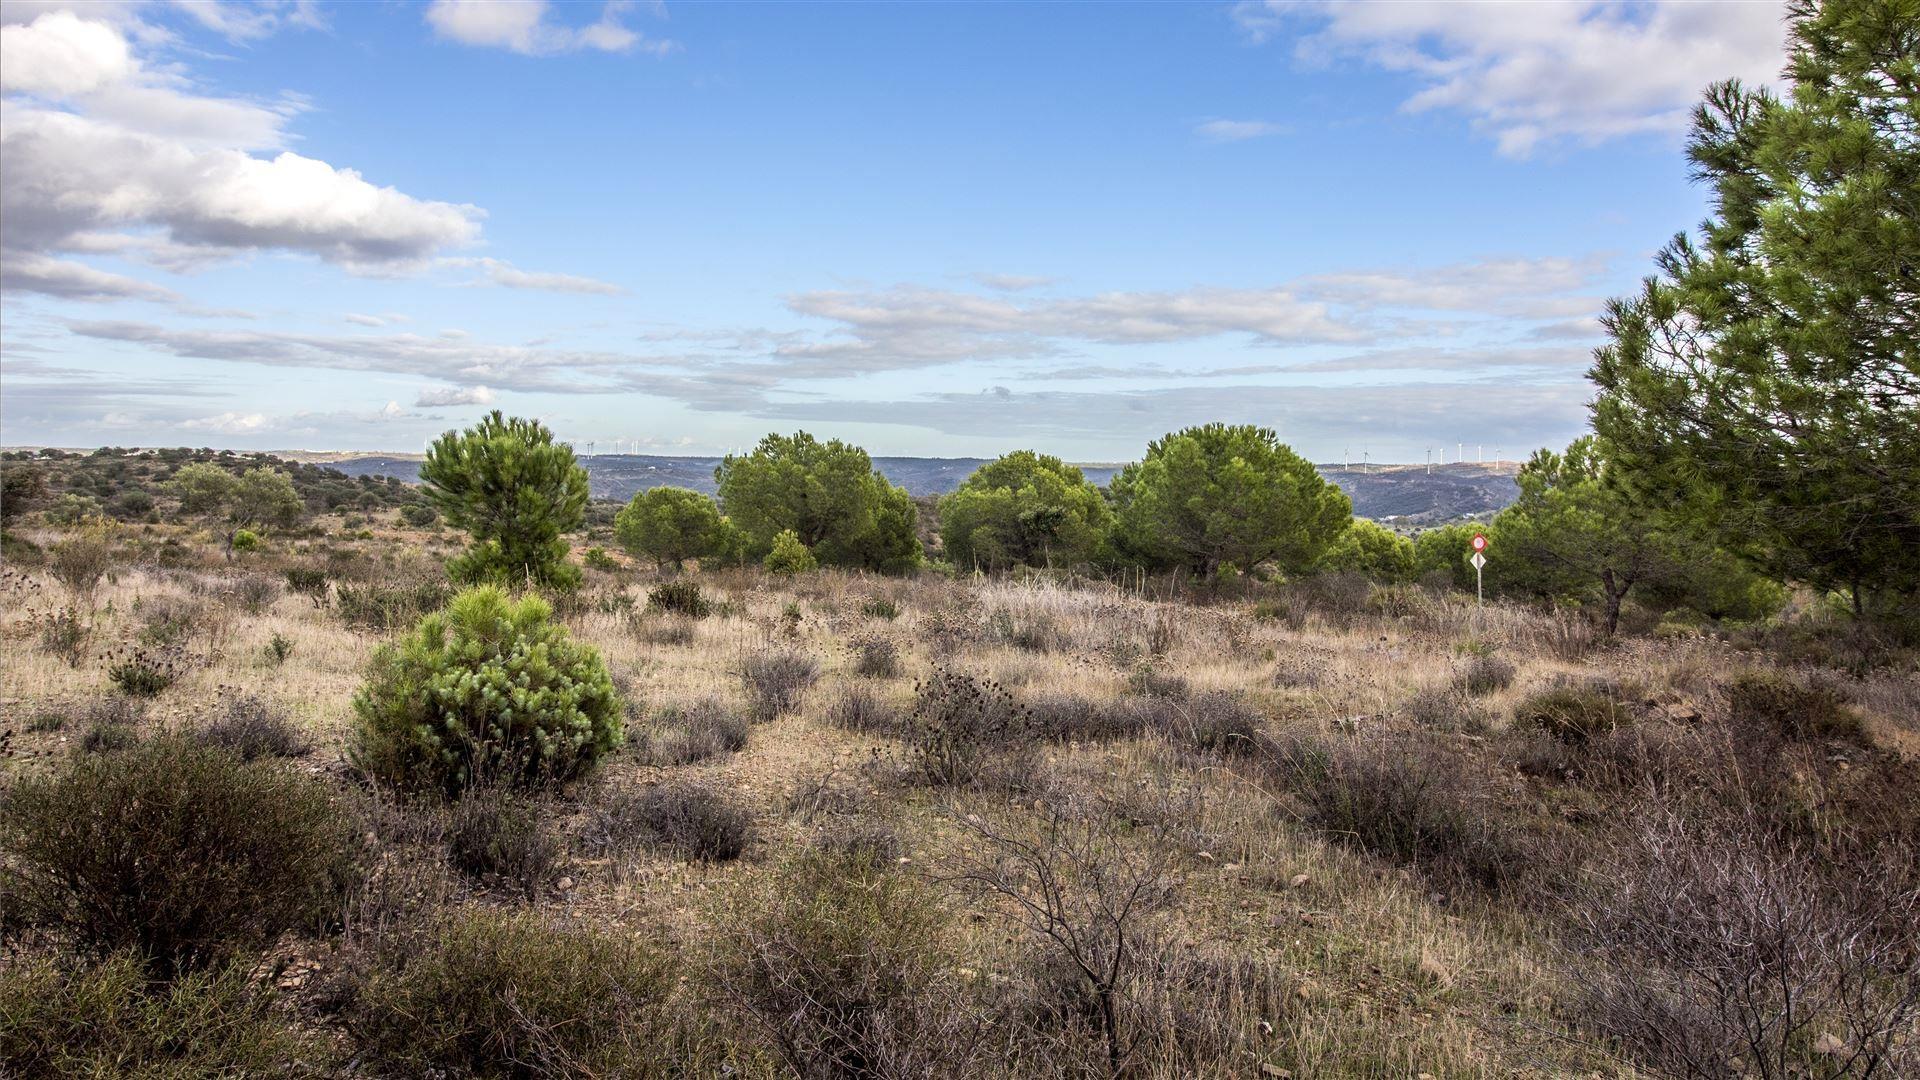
[4, 516, 1916, 1077]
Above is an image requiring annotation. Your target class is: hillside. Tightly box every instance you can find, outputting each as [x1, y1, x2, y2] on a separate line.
[307, 452, 1520, 524]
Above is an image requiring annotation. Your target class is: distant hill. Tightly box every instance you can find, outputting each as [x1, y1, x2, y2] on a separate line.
[307, 453, 1518, 526]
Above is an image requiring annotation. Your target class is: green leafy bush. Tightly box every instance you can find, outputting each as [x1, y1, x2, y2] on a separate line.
[350, 585, 622, 795]
[0, 951, 328, 1078]
[0, 737, 360, 977]
[346, 908, 675, 1078]
[763, 528, 818, 575]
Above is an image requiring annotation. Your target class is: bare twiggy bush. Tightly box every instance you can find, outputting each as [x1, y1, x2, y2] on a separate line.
[1027, 693, 1146, 743]
[783, 765, 872, 824]
[1404, 685, 1491, 733]
[446, 785, 559, 899]
[903, 669, 1036, 788]
[195, 692, 310, 760]
[945, 797, 1180, 1078]
[228, 572, 281, 614]
[740, 646, 821, 722]
[850, 634, 901, 678]
[1568, 809, 1920, 1079]
[581, 780, 751, 862]
[47, 534, 112, 610]
[713, 847, 990, 1079]
[1454, 651, 1516, 696]
[633, 698, 750, 765]
[34, 606, 90, 668]
[824, 684, 900, 735]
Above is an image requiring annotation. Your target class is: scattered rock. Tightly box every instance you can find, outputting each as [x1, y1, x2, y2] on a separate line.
[1289, 872, 1310, 889]
[1814, 1032, 1846, 1056]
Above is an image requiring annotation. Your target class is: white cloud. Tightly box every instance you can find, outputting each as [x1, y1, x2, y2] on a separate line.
[1237, 0, 1788, 156]
[0, 10, 483, 306]
[445, 256, 625, 295]
[973, 272, 1055, 292]
[416, 384, 496, 407]
[425, 0, 675, 57]
[0, 250, 181, 302]
[181, 409, 268, 433]
[1195, 118, 1286, 142]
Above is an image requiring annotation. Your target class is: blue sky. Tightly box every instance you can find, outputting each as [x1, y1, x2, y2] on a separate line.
[1, 0, 1791, 462]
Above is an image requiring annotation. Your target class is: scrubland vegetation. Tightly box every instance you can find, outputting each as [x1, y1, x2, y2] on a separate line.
[3, 2, 1917, 1076]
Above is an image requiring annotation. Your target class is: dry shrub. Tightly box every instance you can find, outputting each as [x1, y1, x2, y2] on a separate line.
[1364, 583, 1431, 619]
[1568, 809, 1920, 1079]
[1513, 679, 1634, 744]
[1721, 670, 1864, 743]
[850, 634, 901, 678]
[581, 780, 752, 863]
[1125, 667, 1190, 699]
[105, 641, 187, 698]
[712, 847, 985, 1079]
[229, 572, 281, 614]
[1454, 651, 1516, 696]
[783, 765, 872, 824]
[346, 908, 676, 1079]
[445, 786, 559, 898]
[35, 606, 91, 668]
[284, 566, 330, 607]
[824, 684, 900, 735]
[740, 646, 821, 722]
[1263, 730, 1526, 895]
[946, 798, 1178, 1076]
[811, 820, 903, 864]
[988, 607, 1061, 653]
[1170, 691, 1264, 756]
[633, 698, 750, 765]
[47, 533, 112, 609]
[903, 669, 1035, 788]
[0, 736, 361, 978]
[647, 578, 712, 617]
[1027, 693, 1147, 743]
[1404, 685, 1491, 733]
[195, 692, 310, 760]
[335, 577, 450, 632]
[0, 950, 327, 1078]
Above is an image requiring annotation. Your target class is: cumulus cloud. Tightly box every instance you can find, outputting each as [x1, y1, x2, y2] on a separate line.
[0, 9, 482, 305]
[181, 409, 268, 434]
[0, 250, 181, 302]
[425, 0, 675, 57]
[1195, 118, 1287, 142]
[416, 384, 496, 407]
[1237, 0, 1788, 156]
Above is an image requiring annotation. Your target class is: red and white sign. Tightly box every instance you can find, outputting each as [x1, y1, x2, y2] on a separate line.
[1471, 532, 1488, 553]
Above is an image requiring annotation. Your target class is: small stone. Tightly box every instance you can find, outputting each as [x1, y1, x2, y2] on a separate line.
[1417, 948, 1453, 988]
[1260, 1066, 1291, 1078]
[1289, 873, 1310, 889]
[1294, 985, 1310, 1001]
[1814, 1032, 1846, 1056]
[1196, 850, 1216, 862]
[555, 876, 576, 891]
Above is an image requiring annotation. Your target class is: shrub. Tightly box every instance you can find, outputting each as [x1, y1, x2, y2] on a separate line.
[1174, 691, 1264, 756]
[48, 534, 113, 608]
[582, 781, 752, 862]
[987, 608, 1059, 653]
[739, 646, 821, 722]
[0, 737, 360, 977]
[195, 693, 310, 760]
[105, 642, 185, 698]
[1267, 732, 1522, 894]
[264, 631, 295, 665]
[446, 786, 559, 898]
[1722, 670, 1864, 742]
[713, 847, 976, 1078]
[230, 528, 261, 553]
[36, 606, 90, 668]
[634, 699, 750, 765]
[850, 634, 900, 678]
[1454, 652, 1516, 696]
[583, 545, 620, 571]
[1514, 682, 1634, 744]
[647, 578, 712, 617]
[231, 572, 280, 613]
[1364, 582, 1431, 619]
[763, 528, 818, 574]
[1026, 693, 1146, 743]
[1568, 810, 1920, 1079]
[81, 714, 142, 754]
[861, 596, 900, 620]
[351, 586, 622, 795]
[1124, 666, 1189, 699]
[347, 908, 675, 1079]
[1404, 685, 1490, 733]
[904, 669, 1034, 787]
[823, 685, 900, 735]
[336, 578, 451, 632]
[284, 566, 330, 607]
[398, 503, 439, 528]
[0, 951, 327, 1078]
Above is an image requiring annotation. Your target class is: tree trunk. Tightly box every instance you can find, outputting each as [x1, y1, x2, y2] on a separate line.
[1601, 568, 1629, 637]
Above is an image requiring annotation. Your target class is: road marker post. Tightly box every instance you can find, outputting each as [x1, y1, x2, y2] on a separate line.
[1469, 533, 1488, 606]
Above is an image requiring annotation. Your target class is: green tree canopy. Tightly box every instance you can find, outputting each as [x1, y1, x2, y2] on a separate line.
[1317, 518, 1416, 583]
[421, 412, 589, 591]
[714, 431, 921, 572]
[938, 450, 1112, 571]
[1590, 0, 1920, 620]
[613, 487, 729, 570]
[1109, 424, 1351, 578]
[1411, 523, 1485, 591]
[169, 462, 303, 559]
